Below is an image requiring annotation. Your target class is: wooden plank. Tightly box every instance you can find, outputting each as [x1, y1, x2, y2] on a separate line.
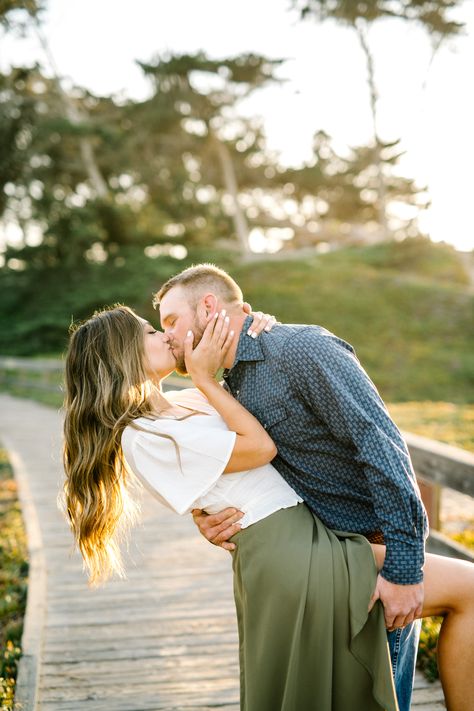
[405, 430, 474, 495]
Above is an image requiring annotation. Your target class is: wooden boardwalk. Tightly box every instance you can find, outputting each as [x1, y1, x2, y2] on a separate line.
[0, 394, 445, 710]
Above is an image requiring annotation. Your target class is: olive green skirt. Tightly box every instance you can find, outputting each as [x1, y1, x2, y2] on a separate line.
[230, 503, 398, 711]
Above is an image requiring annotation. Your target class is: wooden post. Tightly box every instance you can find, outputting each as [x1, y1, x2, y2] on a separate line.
[417, 477, 441, 530]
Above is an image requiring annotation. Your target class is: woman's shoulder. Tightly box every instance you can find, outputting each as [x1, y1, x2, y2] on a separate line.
[121, 414, 179, 446]
[164, 386, 216, 414]
[121, 392, 216, 446]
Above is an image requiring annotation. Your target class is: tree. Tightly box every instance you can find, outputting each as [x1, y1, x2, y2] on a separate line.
[0, 0, 42, 28]
[138, 52, 285, 254]
[291, 0, 464, 239]
[0, 51, 291, 354]
[263, 130, 429, 249]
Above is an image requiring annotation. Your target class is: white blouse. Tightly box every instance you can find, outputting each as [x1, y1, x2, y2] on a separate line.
[121, 388, 302, 528]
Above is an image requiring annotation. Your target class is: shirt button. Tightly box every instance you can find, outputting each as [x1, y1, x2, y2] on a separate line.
[264, 423, 267, 429]
[236, 390, 240, 395]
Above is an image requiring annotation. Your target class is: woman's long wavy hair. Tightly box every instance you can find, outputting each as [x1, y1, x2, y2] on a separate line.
[63, 305, 161, 586]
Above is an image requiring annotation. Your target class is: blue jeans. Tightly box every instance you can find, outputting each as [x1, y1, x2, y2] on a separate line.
[387, 620, 421, 711]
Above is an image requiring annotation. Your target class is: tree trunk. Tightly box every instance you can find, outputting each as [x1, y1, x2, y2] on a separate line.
[354, 19, 389, 241]
[35, 23, 108, 199]
[211, 133, 251, 255]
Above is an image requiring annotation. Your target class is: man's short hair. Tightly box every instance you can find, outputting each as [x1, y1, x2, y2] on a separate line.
[153, 263, 243, 309]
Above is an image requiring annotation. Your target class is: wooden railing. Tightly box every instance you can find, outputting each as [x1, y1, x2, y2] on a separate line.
[1, 356, 473, 561]
[404, 432, 474, 562]
[0, 356, 64, 391]
[0, 357, 188, 394]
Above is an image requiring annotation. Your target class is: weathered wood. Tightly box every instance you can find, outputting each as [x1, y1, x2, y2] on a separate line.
[0, 358, 190, 396]
[427, 529, 474, 563]
[405, 431, 474, 496]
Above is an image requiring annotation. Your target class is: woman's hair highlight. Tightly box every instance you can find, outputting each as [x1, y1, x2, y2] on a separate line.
[62, 305, 157, 585]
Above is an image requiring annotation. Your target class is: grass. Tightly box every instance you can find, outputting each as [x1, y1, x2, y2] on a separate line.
[1, 239, 473, 403]
[418, 617, 443, 683]
[0, 447, 28, 711]
[387, 402, 474, 453]
[449, 529, 474, 550]
[231, 242, 473, 404]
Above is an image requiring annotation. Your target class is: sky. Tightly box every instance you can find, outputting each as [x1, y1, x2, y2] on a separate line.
[1, 0, 473, 252]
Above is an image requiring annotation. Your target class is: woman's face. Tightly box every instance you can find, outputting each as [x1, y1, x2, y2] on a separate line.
[139, 318, 176, 380]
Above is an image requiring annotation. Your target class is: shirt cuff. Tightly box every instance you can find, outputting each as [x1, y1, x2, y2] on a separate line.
[380, 540, 425, 585]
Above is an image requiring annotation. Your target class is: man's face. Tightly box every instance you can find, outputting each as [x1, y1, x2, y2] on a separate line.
[159, 286, 207, 375]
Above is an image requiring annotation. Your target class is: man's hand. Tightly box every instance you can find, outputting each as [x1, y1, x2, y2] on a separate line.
[191, 507, 244, 551]
[368, 574, 424, 630]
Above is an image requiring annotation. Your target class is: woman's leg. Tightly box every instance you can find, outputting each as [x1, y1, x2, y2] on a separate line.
[372, 546, 474, 711]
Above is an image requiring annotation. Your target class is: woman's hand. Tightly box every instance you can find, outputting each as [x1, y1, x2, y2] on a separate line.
[184, 310, 235, 385]
[242, 302, 277, 338]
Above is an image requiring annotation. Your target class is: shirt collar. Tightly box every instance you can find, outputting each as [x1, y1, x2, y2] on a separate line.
[224, 315, 265, 376]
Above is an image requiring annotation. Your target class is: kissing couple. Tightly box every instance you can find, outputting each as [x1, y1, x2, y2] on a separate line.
[63, 263, 474, 711]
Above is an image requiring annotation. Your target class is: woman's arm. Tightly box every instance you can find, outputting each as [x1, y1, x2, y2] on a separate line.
[184, 311, 277, 473]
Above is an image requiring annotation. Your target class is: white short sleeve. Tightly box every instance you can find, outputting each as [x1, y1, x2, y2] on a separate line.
[122, 417, 236, 515]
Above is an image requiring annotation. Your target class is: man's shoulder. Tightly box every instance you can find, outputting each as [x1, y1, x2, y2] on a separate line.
[266, 323, 355, 356]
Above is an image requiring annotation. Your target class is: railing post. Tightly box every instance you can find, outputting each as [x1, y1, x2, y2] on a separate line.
[417, 477, 441, 530]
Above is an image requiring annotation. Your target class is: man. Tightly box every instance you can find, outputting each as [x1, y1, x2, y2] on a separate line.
[154, 263, 428, 711]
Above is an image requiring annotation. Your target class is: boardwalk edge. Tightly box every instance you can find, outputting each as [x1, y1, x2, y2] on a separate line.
[6, 444, 47, 711]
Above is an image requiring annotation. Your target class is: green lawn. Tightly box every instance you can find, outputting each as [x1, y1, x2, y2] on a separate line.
[232, 245, 473, 404]
[387, 402, 474, 453]
[1, 239, 473, 404]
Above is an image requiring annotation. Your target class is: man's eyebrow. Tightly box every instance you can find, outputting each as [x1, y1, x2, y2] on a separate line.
[161, 312, 176, 325]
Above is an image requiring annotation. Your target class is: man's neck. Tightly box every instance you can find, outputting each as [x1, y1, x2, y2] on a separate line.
[223, 312, 247, 369]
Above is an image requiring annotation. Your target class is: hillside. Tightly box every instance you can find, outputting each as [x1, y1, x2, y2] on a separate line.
[0, 237, 472, 403]
[231, 239, 473, 403]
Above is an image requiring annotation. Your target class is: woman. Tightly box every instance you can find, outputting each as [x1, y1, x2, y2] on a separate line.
[63, 305, 474, 711]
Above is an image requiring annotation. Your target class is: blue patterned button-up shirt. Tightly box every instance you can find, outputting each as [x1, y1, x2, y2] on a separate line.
[223, 316, 428, 585]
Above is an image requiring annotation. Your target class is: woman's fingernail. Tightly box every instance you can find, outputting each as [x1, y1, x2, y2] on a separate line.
[247, 329, 253, 336]
[251, 332, 257, 339]
[225, 316, 229, 323]
[264, 326, 271, 331]
[221, 309, 226, 317]
[214, 312, 219, 319]
[187, 330, 193, 337]
[229, 330, 234, 337]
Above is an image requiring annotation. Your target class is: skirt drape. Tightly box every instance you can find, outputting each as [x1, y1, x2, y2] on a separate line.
[230, 503, 398, 711]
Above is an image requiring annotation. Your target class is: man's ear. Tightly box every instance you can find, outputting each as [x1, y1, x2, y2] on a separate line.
[201, 293, 219, 322]
[242, 302, 252, 315]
